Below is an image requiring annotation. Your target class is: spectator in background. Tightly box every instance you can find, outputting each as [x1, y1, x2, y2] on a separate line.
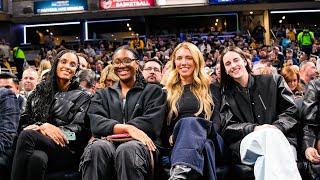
[95, 60, 104, 76]
[286, 26, 296, 41]
[273, 46, 285, 68]
[78, 69, 97, 94]
[142, 58, 163, 85]
[1, 56, 12, 73]
[77, 53, 90, 70]
[0, 73, 24, 111]
[46, 50, 54, 63]
[198, 40, 212, 54]
[12, 46, 26, 80]
[297, 28, 314, 57]
[286, 49, 299, 66]
[99, 64, 119, 88]
[20, 68, 39, 100]
[160, 62, 172, 87]
[38, 59, 51, 78]
[130, 35, 145, 57]
[0, 88, 20, 180]
[251, 49, 260, 64]
[40, 69, 50, 81]
[84, 44, 96, 57]
[281, 66, 303, 98]
[215, 62, 221, 84]
[0, 39, 10, 61]
[253, 21, 266, 44]
[300, 61, 317, 91]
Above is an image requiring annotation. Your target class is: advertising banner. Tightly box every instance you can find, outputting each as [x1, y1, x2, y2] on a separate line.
[100, 0, 155, 9]
[208, 0, 258, 4]
[157, 0, 207, 6]
[34, 0, 88, 14]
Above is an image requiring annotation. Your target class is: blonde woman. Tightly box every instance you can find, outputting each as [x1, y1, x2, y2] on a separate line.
[99, 64, 119, 88]
[164, 42, 221, 180]
[37, 60, 51, 78]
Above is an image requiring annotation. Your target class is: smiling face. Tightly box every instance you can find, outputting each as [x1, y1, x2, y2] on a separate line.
[79, 56, 89, 70]
[174, 47, 196, 84]
[112, 49, 138, 83]
[56, 52, 78, 81]
[222, 51, 249, 83]
[22, 69, 38, 92]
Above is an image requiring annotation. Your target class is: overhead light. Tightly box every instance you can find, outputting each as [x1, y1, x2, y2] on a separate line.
[270, 9, 320, 14]
[50, 32, 53, 35]
[46, 29, 49, 32]
[215, 22, 218, 26]
[127, 23, 130, 27]
[76, 36, 79, 39]
[279, 20, 283, 24]
[249, 11, 253, 15]
[84, 21, 88, 41]
[129, 27, 132, 31]
[282, 16, 286, 20]
[215, 19, 219, 22]
[56, 38, 59, 40]
[24, 22, 80, 28]
[315, 25, 317, 27]
[87, 19, 131, 24]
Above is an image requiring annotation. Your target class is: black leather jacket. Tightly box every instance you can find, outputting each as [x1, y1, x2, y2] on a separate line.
[24, 89, 91, 153]
[220, 74, 299, 162]
[302, 79, 320, 152]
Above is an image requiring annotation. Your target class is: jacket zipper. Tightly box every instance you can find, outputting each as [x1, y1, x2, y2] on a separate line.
[258, 95, 267, 110]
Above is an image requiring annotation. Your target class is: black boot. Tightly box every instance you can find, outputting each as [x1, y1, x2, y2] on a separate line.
[168, 165, 200, 180]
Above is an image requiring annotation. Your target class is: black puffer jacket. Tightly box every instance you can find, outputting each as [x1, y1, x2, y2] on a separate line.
[220, 74, 299, 162]
[301, 79, 320, 152]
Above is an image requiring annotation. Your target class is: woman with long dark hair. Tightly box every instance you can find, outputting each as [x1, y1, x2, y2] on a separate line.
[11, 49, 91, 180]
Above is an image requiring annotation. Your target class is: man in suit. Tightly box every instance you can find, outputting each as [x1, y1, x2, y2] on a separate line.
[0, 88, 20, 180]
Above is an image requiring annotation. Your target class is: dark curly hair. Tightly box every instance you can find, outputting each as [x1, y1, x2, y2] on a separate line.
[24, 49, 80, 123]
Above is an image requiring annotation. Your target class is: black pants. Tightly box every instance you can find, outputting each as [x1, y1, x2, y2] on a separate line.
[80, 139, 151, 180]
[301, 45, 312, 57]
[13, 58, 24, 80]
[11, 130, 77, 180]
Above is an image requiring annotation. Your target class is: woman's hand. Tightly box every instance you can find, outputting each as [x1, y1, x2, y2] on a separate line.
[305, 147, 320, 164]
[126, 125, 156, 152]
[39, 123, 69, 147]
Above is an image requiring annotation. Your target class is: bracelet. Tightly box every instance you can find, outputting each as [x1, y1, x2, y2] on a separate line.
[35, 122, 43, 126]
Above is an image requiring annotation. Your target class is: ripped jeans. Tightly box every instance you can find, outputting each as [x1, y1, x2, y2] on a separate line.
[79, 139, 151, 180]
